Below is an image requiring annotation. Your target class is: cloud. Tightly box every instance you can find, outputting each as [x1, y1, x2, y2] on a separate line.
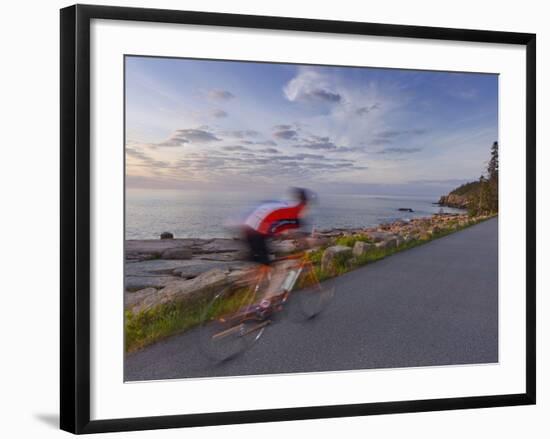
[126, 147, 150, 161]
[242, 139, 277, 146]
[224, 130, 260, 139]
[305, 162, 366, 170]
[355, 103, 380, 115]
[126, 146, 171, 169]
[258, 147, 280, 154]
[256, 140, 277, 146]
[222, 145, 251, 152]
[366, 129, 426, 148]
[169, 149, 368, 182]
[208, 89, 235, 100]
[375, 129, 426, 139]
[333, 146, 366, 153]
[211, 109, 228, 118]
[273, 129, 298, 140]
[283, 69, 342, 104]
[369, 138, 393, 146]
[273, 124, 293, 130]
[377, 147, 422, 154]
[277, 153, 325, 161]
[292, 135, 338, 151]
[293, 140, 337, 150]
[306, 89, 342, 103]
[291, 134, 365, 153]
[158, 128, 221, 146]
[295, 153, 325, 160]
[157, 138, 189, 147]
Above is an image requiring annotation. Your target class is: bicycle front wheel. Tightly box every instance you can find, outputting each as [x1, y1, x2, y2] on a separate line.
[199, 287, 267, 362]
[295, 273, 335, 319]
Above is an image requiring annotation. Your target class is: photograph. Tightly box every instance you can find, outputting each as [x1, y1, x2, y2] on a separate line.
[123, 56, 499, 382]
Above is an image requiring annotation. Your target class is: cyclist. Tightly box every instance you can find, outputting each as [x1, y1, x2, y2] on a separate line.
[241, 187, 315, 315]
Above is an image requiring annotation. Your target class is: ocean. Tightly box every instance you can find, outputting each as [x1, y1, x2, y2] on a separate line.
[125, 189, 465, 240]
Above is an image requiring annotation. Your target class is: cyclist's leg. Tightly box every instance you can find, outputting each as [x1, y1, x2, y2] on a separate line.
[242, 229, 295, 311]
[243, 227, 271, 265]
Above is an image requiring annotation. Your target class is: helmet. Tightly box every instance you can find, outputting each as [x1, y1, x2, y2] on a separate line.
[290, 187, 318, 205]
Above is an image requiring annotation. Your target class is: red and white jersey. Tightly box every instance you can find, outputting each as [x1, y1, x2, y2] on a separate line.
[244, 201, 306, 236]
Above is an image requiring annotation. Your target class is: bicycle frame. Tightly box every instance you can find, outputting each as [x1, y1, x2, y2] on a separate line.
[276, 251, 321, 294]
[226, 251, 321, 320]
[199, 251, 330, 360]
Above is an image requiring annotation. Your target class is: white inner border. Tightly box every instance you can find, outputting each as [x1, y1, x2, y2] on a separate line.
[90, 19, 526, 421]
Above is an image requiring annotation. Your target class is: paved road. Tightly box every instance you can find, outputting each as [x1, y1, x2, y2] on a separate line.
[125, 218, 498, 381]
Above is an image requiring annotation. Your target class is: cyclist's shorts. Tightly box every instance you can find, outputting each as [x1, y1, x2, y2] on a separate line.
[243, 226, 271, 265]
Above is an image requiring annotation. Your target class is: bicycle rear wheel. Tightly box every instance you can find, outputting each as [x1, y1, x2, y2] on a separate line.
[199, 286, 267, 362]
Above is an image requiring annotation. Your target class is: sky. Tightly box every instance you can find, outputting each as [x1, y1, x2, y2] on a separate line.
[125, 56, 498, 197]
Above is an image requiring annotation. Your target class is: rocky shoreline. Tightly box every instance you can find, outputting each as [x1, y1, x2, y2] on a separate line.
[124, 212, 487, 316]
[437, 193, 469, 209]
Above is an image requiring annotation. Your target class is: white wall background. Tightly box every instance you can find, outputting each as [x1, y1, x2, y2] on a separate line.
[0, 0, 546, 437]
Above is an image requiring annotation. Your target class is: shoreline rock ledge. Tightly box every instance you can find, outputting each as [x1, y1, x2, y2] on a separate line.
[321, 245, 353, 273]
[125, 212, 487, 318]
[438, 194, 469, 209]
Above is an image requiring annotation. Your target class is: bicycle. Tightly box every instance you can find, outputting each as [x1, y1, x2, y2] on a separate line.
[198, 251, 335, 362]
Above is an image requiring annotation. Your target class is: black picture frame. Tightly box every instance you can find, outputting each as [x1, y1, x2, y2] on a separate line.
[60, 4, 536, 434]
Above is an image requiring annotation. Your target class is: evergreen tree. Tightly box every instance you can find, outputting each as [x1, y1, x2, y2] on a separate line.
[486, 141, 498, 213]
[466, 141, 499, 216]
[487, 141, 499, 181]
